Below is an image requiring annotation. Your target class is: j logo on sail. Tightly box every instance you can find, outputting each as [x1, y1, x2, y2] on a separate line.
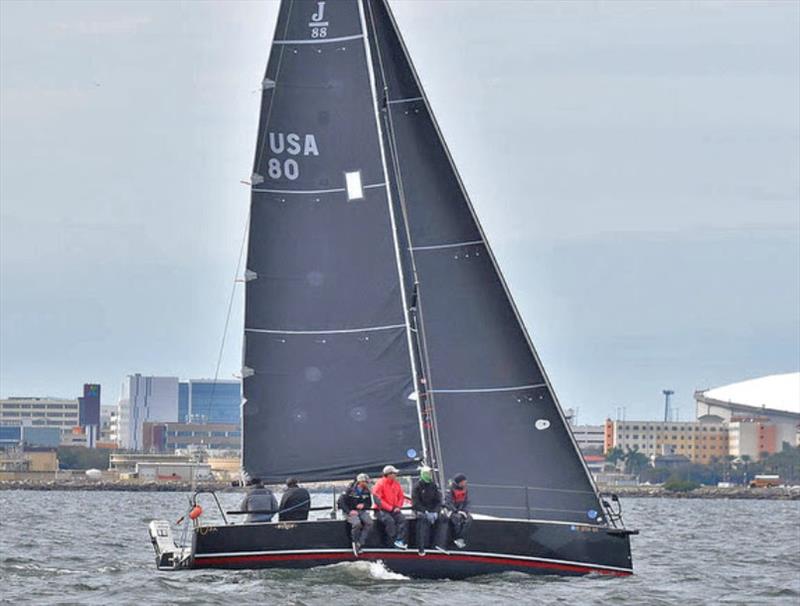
[309, 2, 327, 38]
[311, 2, 326, 23]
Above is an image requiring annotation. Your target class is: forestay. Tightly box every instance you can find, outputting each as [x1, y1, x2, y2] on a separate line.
[242, 0, 423, 483]
[363, 0, 606, 525]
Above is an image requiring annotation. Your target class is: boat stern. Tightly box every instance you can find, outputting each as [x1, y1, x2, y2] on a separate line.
[148, 520, 191, 570]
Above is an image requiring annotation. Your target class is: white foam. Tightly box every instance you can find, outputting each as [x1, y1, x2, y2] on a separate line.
[367, 560, 409, 581]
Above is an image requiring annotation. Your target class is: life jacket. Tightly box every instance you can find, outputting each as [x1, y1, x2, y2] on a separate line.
[451, 488, 467, 504]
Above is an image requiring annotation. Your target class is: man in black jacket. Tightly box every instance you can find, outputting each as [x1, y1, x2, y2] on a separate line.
[337, 473, 373, 555]
[411, 466, 447, 555]
[278, 478, 311, 521]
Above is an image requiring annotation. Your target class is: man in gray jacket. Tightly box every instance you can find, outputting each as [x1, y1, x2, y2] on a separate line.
[239, 477, 278, 523]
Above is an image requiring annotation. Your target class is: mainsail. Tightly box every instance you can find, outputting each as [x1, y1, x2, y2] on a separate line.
[242, 0, 423, 482]
[244, 0, 605, 526]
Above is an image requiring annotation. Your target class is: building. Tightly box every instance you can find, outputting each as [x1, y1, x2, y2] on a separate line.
[98, 405, 118, 448]
[142, 421, 241, 453]
[135, 461, 212, 482]
[570, 425, 605, 454]
[695, 373, 799, 459]
[117, 375, 179, 451]
[0, 397, 80, 438]
[695, 373, 799, 426]
[0, 447, 59, 479]
[78, 383, 101, 429]
[604, 418, 729, 464]
[179, 379, 241, 424]
[0, 425, 61, 449]
[728, 417, 798, 459]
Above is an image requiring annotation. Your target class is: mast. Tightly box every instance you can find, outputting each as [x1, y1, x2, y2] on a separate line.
[357, 0, 428, 467]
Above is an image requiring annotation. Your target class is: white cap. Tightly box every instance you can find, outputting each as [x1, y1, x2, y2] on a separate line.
[383, 465, 399, 475]
[356, 473, 370, 482]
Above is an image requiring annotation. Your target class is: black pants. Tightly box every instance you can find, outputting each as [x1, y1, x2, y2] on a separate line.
[416, 512, 448, 549]
[346, 511, 373, 545]
[376, 509, 407, 544]
[449, 511, 472, 541]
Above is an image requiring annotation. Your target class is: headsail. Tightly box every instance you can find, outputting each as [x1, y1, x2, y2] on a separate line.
[363, 0, 606, 524]
[242, 0, 423, 483]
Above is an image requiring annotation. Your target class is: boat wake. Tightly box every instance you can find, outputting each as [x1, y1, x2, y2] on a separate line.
[323, 560, 410, 582]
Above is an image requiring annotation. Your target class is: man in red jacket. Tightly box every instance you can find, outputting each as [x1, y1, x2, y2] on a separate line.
[372, 464, 408, 549]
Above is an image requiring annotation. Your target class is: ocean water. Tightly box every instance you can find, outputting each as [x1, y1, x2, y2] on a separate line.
[0, 490, 798, 605]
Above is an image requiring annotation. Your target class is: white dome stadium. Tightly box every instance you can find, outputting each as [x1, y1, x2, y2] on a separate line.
[700, 372, 800, 415]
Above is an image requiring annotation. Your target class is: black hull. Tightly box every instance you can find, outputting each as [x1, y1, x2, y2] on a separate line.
[187, 517, 633, 579]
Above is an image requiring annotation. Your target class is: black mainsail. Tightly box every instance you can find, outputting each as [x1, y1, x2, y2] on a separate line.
[242, 0, 423, 482]
[243, 0, 605, 526]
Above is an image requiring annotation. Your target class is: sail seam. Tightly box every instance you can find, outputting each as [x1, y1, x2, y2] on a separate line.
[273, 34, 364, 45]
[253, 182, 386, 195]
[410, 240, 484, 251]
[245, 323, 405, 335]
[387, 96, 424, 104]
[430, 383, 546, 394]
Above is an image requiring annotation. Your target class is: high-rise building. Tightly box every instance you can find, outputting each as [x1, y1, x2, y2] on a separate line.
[183, 380, 240, 425]
[78, 383, 101, 428]
[178, 382, 190, 423]
[117, 375, 179, 451]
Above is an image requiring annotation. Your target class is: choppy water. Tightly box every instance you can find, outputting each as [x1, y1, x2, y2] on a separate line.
[0, 490, 798, 605]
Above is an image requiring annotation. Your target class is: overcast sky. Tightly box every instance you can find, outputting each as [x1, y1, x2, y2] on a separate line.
[1, 1, 798, 424]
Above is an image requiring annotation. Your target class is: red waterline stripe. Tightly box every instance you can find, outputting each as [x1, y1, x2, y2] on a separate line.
[194, 552, 631, 576]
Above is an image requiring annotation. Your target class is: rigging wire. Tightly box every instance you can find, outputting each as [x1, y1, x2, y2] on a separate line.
[207, 209, 250, 420]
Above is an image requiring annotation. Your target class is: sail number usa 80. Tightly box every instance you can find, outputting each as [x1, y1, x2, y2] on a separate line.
[267, 132, 320, 181]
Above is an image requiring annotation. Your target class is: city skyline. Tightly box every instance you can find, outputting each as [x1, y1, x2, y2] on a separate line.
[1, 1, 798, 425]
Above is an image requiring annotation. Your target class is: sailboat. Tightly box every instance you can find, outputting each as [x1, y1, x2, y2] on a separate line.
[149, 0, 636, 579]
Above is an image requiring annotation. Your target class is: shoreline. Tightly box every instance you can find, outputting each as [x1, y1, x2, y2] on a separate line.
[1, 481, 798, 500]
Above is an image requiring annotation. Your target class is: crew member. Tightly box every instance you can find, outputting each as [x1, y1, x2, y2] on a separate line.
[445, 473, 471, 548]
[412, 466, 447, 555]
[239, 477, 278, 523]
[372, 465, 408, 549]
[278, 477, 311, 521]
[338, 473, 374, 555]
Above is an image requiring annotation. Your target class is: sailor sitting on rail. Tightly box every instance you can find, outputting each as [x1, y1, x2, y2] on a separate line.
[372, 465, 409, 549]
[239, 477, 278, 523]
[337, 473, 374, 556]
[412, 466, 448, 556]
